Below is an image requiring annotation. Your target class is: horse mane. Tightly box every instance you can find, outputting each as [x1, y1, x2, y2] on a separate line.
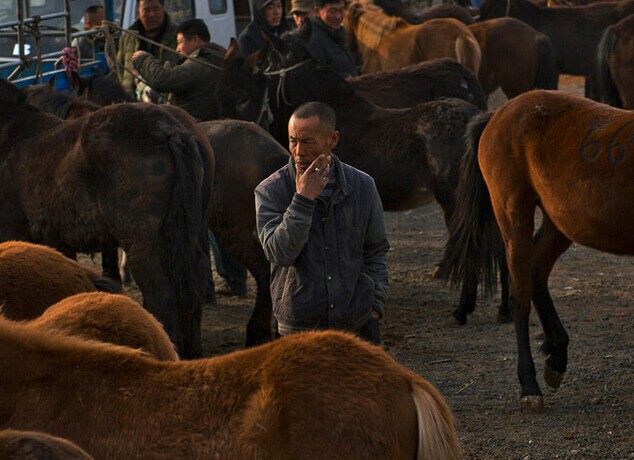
[349, 1, 407, 49]
[22, 86, 76, 119]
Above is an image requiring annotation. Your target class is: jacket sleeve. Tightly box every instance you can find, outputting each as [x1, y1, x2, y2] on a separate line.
[255, 186, 316, 267]
[133, 53, 197, 92]
[363, 181, 390, 317]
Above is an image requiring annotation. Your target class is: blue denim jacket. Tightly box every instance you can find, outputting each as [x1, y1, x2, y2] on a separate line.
[255, 154, 389, 335]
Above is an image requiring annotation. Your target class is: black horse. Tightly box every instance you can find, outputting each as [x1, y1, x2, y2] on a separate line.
[216, 29, 510, 324]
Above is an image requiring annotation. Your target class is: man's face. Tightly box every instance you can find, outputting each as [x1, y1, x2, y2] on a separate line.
[138, 0, 165, 35]
[84, 8, 104, 30]
[315, 0, 345, 30]
[176, 33, 201, 55]
[292, 9, 314, 28]
[288, 115, 338, 176]
[263, 0, 283, 28]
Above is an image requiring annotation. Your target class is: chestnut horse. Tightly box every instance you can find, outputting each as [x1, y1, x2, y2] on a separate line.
[28, 293, 178, 361]
[0, 78, 212, 359]
[344, 1, 481, 75]
[0, 241, 118, 321]
[596, 13, 634, 109]
[439, 90, 634, 411]
[0, 430, 93, 460]
[469, 17, 558, 98]
[0, 320, 462, 459]
[216, 31, 511, 325]
[478, 0, 634, 97]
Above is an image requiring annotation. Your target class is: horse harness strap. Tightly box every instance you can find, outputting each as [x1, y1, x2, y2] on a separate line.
[256, 84, 274, 129]
[263, 59, 312, 111]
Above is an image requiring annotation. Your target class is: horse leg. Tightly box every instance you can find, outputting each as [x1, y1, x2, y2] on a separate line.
[494, 198, 543, 411]
[452, 272, 478, 325]
[244, 247, 273, 347]
[530, 212, 571, 390]
[119, 251, 133, 285]
[101, 246, 122, 285]
[497, 257, 512, 323]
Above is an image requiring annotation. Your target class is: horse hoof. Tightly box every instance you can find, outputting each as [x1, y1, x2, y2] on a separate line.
[544, 363, 564, 389]
[497, 311, 513, 323]
[450, 310, 467, 326]
[519, 395, 544, 413]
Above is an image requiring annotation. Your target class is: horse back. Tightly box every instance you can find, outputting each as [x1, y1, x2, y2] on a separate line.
[480, 90, 634, 253]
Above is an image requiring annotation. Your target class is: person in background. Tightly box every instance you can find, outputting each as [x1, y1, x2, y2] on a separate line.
[289, 0, 314, 28]
[305, 0, 357, 78]
[237, 0, 290, 56]
[73, 5, 104, 60]
[116, 0, 179, 97]
[255, 102, 389, 344]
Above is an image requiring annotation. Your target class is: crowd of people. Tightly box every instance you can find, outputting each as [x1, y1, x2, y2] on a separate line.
[75, 0, 386, 345]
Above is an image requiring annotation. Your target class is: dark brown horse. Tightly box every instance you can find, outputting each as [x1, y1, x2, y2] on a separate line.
[344, 1, 481, 75]
[439, 89, 634, 411]
[0, 430, 93, 460]
[0, 319, 461, 459]
[597, 13, 634, 109]
[217, 31, 511, 325]
[0, 241, 117, 321]
[0, 78, 212, 359]
[478, 0, 634, 97]
[469, 17, 558, 98]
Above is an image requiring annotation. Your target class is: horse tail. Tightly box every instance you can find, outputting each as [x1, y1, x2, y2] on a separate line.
[411, 380, 462, 460]
[533, 33, 558, 90]
[86, 270, 122, 294]
[164, 130, 211, 358]
[436, 111, 502, 296]
[596, 25, 621, 107]
[455, 34, 481, 78]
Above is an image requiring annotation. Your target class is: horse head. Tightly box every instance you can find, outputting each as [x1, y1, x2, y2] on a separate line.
[0, 78, 26, 108]
[71, 71, 134, 106]
[216, 37, 269, 121]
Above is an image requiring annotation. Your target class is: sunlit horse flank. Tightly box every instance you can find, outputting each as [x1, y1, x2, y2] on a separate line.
[439, 90, 634, 411]
[596, 14, 634, 110]
[0, 320, 461, 460]
[0, 78, 212, 359]
[0, 430, 93, 460]
[27, 292, 178, 361]
[344, 1, 481, 75]
[0, 241, 118, 321]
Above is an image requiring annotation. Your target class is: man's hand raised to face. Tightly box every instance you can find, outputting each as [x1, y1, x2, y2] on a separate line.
[296, 154, 331, 200]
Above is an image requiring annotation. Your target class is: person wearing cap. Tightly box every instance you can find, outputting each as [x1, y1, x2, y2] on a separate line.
[237, 0, 290, 56]
[289, 0, 314, 28]
[304, 0, 357, 78]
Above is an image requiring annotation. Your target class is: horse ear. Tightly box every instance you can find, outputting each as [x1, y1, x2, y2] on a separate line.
[68, 71, 83, 92]
[297, 17, 313, 42]
[48, 75, 57, 89]
[225, 38, 243, 62]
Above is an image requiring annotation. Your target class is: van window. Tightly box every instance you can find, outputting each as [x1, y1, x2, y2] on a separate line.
[209, 0, 228, 14]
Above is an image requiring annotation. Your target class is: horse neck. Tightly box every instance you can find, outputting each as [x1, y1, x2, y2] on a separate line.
[509, 0, 541, 28]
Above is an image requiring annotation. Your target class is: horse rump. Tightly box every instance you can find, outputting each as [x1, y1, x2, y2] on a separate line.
[534, 33, 558, 90]
[596, 25, 621, 107]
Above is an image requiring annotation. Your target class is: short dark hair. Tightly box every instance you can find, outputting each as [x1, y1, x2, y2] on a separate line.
[313, 0, 343, 8]
[291, 102, 336, 131]
[84, 5, 104, 15]
[138, 0, 165, 9]
[176, 19, 211, 43]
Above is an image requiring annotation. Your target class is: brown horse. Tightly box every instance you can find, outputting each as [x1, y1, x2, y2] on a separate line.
[597, 13, 634, 109]
[28, 292, 178, 361]
[0, 430, 93, 460]
[0, 241, 118, 321]
[439, 89, 634, 411]
[0, 320, 462, 459]
[0, 78, 212, 359]
[469, 17, 558, 98]
[344, 1, 481, 75]
[478, 0, 634, 97]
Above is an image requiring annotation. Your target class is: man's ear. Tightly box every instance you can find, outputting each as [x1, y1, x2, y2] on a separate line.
[329, 130, 340, 150]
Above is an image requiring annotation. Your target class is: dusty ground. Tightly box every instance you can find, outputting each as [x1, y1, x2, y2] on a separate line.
[80, 78, 633, 459]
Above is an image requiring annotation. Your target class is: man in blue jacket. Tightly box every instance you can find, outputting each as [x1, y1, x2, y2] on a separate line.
[255, 102, 389, 344]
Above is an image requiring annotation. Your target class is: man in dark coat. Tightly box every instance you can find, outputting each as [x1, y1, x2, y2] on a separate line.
[132, 18, 224, 121]
[238, 0, 290, 56]
[306, 0, 357, 78]
[116, 0, 179, 97]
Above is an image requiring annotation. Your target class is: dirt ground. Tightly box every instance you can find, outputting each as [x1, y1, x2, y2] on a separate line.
[80, 78, 633, 459]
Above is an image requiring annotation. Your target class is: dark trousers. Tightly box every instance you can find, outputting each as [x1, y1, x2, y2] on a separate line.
[357, 317, 381, 346]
